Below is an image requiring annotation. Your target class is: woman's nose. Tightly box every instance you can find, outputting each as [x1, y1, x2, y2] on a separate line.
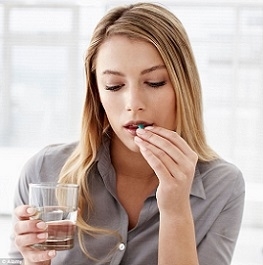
[125, 87, 145, 112]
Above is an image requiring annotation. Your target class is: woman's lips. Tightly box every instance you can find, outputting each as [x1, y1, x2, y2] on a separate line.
[124, 125, 139, 136]
[123, 123, 152, 136]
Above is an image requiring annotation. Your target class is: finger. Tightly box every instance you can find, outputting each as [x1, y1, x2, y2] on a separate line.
[135, 132, 196, 180]
[144, 126, 196, 158]
[134, 136, 177, 181]
[22, 249, 56, 263]
[14, 220, 47, 236]
[136, 128, 186, 165]
[137, 127, 198, 165]
[15, 205, 37, 220]
[15, 231, 48, 248]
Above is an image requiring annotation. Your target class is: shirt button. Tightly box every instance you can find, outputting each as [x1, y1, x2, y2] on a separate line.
[118, 243, 126, 251]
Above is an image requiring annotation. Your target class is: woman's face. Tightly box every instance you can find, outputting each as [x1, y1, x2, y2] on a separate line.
[95, 35, 177, 152]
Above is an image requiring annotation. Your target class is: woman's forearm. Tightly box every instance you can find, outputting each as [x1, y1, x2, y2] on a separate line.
[158, 206, 199, 265]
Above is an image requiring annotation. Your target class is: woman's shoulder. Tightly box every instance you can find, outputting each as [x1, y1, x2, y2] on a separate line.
[198, 158, 242, 180]
[15, 142, 78, 206]
[28, 142, 77, 166]
[40, 142, 78, 159]
[197, 158, 245, 197]
[22, 142, 78, 182]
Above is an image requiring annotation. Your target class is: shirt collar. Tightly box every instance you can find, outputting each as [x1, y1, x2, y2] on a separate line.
[190, 165, 206, 200]
[96, 134, 207, 200]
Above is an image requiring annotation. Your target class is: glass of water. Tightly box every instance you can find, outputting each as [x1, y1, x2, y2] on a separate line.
[29, 183, 79, 251]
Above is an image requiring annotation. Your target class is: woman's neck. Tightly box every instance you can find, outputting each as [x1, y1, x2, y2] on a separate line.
[110, 135, 159, 230]
[110, 136, 155, 180]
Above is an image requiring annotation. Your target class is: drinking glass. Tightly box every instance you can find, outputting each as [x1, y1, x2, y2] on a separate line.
[29, 183, 79, 250]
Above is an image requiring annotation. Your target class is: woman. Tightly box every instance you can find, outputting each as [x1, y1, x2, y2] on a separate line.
[10, 3, 245, 265]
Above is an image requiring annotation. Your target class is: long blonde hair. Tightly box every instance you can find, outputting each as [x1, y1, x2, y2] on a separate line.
[59, 2, 218, 256]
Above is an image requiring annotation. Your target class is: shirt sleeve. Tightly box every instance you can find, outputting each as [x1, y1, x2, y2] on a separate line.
[197, 170, 245, 265]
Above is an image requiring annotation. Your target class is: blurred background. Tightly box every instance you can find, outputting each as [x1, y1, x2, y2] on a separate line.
[0, 0, 262, 264]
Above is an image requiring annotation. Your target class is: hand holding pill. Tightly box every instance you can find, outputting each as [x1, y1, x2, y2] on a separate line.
[134, 125, 198, 214]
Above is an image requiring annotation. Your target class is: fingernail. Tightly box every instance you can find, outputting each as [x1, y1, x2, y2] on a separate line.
[48, 250, 56, 257]
[136, 128, 146, 134]
[37, 232, 48, 239]
[27, 207, 36, 214]
[36, 221, 47, 230]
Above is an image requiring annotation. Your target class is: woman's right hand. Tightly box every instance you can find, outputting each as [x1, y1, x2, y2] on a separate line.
[14, 205, 56, 265]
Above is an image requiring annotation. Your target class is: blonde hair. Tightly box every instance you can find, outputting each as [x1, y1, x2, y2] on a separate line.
[59, 2, 218, 257]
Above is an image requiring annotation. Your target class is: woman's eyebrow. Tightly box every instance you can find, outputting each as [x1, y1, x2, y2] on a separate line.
[101, 65, 166, 76]
[102, 70, 125, 76]
[141, 65, 166, 75]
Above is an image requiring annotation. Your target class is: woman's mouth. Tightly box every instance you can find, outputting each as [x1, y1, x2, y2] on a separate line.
[123, 122, 152, 136]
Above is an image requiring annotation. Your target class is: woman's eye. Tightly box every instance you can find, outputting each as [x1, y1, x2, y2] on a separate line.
[146, 81, 166, 88]
[105, 84, 124, 91]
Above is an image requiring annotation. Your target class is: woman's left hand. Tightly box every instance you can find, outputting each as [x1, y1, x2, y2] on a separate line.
[134, 126, 198, 216]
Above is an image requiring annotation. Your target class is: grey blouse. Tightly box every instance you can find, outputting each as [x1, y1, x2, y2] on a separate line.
[9, 137, 245, 265]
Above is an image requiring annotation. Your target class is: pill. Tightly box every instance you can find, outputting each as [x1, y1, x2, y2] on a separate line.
[138, 124, 145, 129]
